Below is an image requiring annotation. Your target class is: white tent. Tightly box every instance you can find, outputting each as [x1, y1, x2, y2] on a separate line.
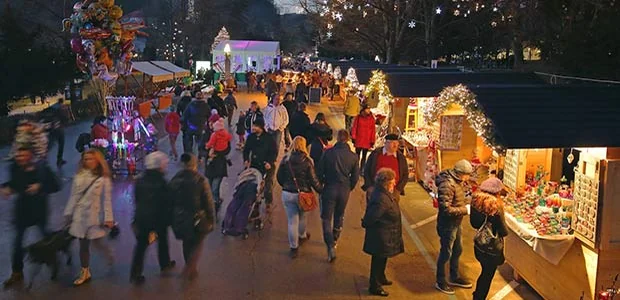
[150, 61, 190, 79]
[212, 40, 281, 73]
[131, 62, 173, 82]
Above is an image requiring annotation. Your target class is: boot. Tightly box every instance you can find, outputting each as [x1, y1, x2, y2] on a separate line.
[3, 272, 24, 288]
[73, 267, 91, 286]
[327, 247, 337, 263]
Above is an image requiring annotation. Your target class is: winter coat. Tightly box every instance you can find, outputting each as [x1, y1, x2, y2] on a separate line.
[63, 171, 113, 239]
[3, 162, 60, 228]
[282, 100, 298, 121]
[351, 114, 376, 149]
[470, 192, 509, 264]
[307, 122, 333, 166]
[133, 170, 172, 229]
[244, 109, 264, 133]
[176, 96, 192, 116]
[235, 115, 246, 135]
[295, 82, 308, 103]
[265, 80, 278, 97]
[363, 149, 408, 193]
[243, 132, 277, 174]
[205, 142, 231, 179]
[316, 142, 360, 190]
[276, 151, 323, 194]
[165, 112, 181, 134]
[224, 94, 238, 113]
[169, 169, 215, 240]
[436, 169, 469, 228]
[362, 186, 404, 257]
[344, 95, 361, 117]
[288, 111, 311, 139]
[183, 100, 211, 132]
[209, 95, 228, 117]
[91, 124, 109, 140]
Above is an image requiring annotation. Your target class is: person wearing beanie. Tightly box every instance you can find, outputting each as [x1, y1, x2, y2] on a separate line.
[470, 177, 508, 300]
[435, 159, 474, 295]
[130, 151, 176, 284]
[362, 134, 408, 203]
[243, 117, 278, 210]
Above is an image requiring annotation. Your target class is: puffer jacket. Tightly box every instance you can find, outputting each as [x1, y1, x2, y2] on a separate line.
[133, 170, 172, 229]
[276, 151, 323, 194]
[436, 169, 468, 227]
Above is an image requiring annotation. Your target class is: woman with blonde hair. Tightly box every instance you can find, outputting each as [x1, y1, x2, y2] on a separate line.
[64, 149, 115, 286]
[470, 177, 508, 300]
[276, 136, 322, 258]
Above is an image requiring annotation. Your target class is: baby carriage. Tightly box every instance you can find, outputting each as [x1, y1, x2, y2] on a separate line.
[24, 230, 74, 289]
[221, 168, 266, 239]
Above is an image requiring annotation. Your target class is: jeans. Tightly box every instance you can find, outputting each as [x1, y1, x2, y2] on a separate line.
[209, 177, 223, 203]
[345, 116, 354, 132]
[49, 129, 65, 163]
[436, 224, 463, 284]
[282, 191, 308, 249]
[269, 129, 283, 156]
[320, 184, 350, 248]
[263, 167, 275, 205]
[130, 226, 171, 277]
[473, 249, 500, 300]
[356, 148, 369, 171]
[369, 255, 388, 289]
[182, 130, 203, 154]
[12, 224, 48, 273]
[182, 234, 205, 275]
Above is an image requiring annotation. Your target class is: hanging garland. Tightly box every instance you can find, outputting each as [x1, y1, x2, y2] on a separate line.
[423, 84, 505, 154]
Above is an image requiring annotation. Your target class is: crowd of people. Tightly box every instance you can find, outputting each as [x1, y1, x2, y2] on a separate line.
[1, 71, 508, 300]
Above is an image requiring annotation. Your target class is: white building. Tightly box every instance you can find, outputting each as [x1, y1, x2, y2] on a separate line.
[212, 40, 281, 74]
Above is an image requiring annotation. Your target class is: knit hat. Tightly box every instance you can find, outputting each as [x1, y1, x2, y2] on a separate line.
[209, 113, 221, 124]
[454, 159, 473, 175]
[253, 118, 265, 130]
[145, 151, 169, 170]
[384, 133, 400, 141]
[479, 177, 504, 194]
[213, 118, 225, 131]
[211, 109, 218, 115]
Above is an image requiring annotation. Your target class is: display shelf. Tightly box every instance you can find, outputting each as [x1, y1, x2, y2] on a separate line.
[572, 171, 599, 246]
[503, 149, 520, 191]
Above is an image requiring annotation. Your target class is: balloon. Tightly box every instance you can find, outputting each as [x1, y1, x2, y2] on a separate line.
[98, 0, 114, 9]
[97, 48, 113, 69]
[109, 5, 123, 19]
[71, 38, 84, 53]
[73, 2, 84, 12]
[88, 3, 106, 21]
[82, 39, 95, 55]
[79, 28, 112, 40]
[97, 64, 118, 82]
[110, 21, 121, 36]
[84, 22, 93, 30]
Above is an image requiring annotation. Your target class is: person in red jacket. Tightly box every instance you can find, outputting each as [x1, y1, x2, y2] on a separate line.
[90, 116, 109, 140]
[351, 104, 376, 170]
[165, 106, 181, 160]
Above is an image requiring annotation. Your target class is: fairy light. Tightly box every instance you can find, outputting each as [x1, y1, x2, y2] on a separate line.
[364, 70, 394, 116]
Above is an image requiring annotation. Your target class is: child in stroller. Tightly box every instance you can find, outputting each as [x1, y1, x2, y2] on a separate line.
[221, 168, 265, 239]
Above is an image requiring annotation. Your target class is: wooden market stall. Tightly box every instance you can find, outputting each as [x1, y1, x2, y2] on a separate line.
[469, 86, 620, 300]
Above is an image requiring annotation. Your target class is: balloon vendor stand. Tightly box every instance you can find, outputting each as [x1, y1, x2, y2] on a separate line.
[106, 96, 156, 176]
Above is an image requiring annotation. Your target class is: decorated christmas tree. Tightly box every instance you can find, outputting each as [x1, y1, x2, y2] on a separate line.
[211, 26, 230, 52]
[327, 63, 333, 74]
[345, 67, 359, 88]
[333, 66, 342, 80]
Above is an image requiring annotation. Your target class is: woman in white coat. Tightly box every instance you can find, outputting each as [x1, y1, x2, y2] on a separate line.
[64, 149, 114, 286]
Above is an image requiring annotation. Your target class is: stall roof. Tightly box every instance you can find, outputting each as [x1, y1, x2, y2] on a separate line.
[386, 72, 546, 97]
[131, 61, 174, 83]
[150, 61, 190, 78]
[213, 40, 280, 53]
[471, 86, 620, 149]
[352, 68, 464, 84]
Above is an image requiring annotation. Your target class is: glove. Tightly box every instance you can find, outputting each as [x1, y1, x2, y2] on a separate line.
[465, 204, 471, 215]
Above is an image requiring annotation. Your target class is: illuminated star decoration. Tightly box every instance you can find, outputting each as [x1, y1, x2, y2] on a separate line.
[436, 7, 442, 14]
[408, 20, 416, 28]
[326, 31, 333, 38]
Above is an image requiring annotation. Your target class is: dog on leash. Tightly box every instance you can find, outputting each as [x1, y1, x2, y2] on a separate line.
[25, 230, 74, 288]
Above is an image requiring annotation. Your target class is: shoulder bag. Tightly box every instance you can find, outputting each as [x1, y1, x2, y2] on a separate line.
[287, 159, 318, 212]
[473, 216, 504, 257]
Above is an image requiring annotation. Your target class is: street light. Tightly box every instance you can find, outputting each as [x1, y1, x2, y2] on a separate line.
[224, 43, 231, 56]
[224, 43, 231, 81]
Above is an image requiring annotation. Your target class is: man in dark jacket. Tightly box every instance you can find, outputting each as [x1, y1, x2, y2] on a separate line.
[434, 159, 473, 295]
[223, 90, 238, 127]
[288, 103, 310, 140]
[182, 95, 211, 154]
[281, 93, 297, 149]
[177, 90, 193, 117]
[317, 129, 359, 262]
[130, 151, 176, 284]
[2, 147, 60, 287]
[208, 91, 227, 118]
[169, 153, 215, 280]
[244, 101, 264, 136]
[243, 118, 277, 208]
[362, 134, 408, 202]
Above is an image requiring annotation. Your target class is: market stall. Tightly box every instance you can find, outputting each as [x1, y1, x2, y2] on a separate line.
[468, 86, 620, 300]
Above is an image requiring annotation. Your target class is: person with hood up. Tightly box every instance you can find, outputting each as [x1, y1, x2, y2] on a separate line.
[351, 104, 376, 170]
[181, 94, 210, 154]
[470, 177, 508, 300]
[434, 159, 474, 295]
[307, 113, 333, 167]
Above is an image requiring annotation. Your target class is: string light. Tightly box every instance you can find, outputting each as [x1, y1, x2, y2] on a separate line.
[364, 70, 394, 116]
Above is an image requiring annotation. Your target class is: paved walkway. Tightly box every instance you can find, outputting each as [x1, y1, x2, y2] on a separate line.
[0, 91, 541, 299]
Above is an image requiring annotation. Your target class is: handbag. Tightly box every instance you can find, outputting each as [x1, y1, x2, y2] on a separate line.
[473, 216, 504, 257]
[287, 159, 318, 212]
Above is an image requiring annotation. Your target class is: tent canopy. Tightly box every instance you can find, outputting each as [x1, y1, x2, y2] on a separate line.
[131, 61, 173, 83]
[213, 40, 280, 53]
[150, 61, 190, 78]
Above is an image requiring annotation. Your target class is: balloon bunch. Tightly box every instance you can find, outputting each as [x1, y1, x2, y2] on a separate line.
[63, 0, 146, 83]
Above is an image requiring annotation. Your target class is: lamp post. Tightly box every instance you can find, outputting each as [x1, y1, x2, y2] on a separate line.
[224, 43, 231, 80]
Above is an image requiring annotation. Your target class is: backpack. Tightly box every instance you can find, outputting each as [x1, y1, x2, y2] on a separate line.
[473, 216, 504, 257]
[75, 133, 91, 153]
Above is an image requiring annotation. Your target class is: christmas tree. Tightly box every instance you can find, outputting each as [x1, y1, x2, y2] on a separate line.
[327, 63, 333, 74]
[333, 66, 342, 80]
[211, 26, 230, 52]
[345, 67, 358, 88]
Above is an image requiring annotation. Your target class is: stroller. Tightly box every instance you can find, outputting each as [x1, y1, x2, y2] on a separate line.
[221, 168, 266, 239]
[24, 230, 74, 289]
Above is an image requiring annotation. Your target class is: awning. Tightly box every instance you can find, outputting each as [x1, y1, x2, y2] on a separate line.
[131, 61, 174, 83]
[150, 61, 190, 78]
